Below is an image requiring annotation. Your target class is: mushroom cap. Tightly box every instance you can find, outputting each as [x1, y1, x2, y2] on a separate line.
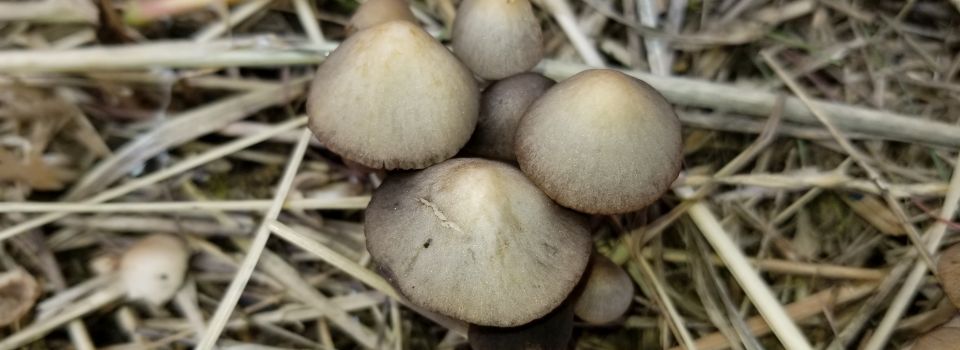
[468, 301, 575, 350]
[516, 69, 683, 214]
[463, 73, 554, 161]
[573, 254, 634, 324]
[913, 326, 960, 350]
[365, 158, 592, 327]
[938, 243, 960, 309]
[120, 234, 190, 305]
[345, 0, 416, 35]
[451, 0, 543, 80]
[0, 269, 40, 327]
[307, 21, 480, 170]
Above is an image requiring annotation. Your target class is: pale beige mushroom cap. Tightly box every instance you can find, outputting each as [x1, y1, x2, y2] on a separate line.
[0, 269, 40, 327]
[574, 254, 634, 324]
[913, 326, 960, 350]
[939, 243, 960, 309]
[120, 234, 190, 305]
[516, 69, 683, 214]
[345, 0, 416, 35]
[307, 21, 480, 170]
[463, 72, 554, 161]
[452, 0, 543, 80]
[365, 158, 591, 327]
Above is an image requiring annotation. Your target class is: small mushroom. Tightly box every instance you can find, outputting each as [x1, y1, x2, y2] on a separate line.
[468, 301, 575, 350]
[462, 73, 554, 161]
[120, 234, 190, 305]
[345, 0, 416, 35]
[307, 21, 479, 170]
[452, 0, 543, 80]
[939, 243, 960, 309]
[912, 325, 960, 350]
[365, 158, 592, 327]
[573, 254, 633, 324]
[0, 269, 40, 327]
[515, 69, 683, 214]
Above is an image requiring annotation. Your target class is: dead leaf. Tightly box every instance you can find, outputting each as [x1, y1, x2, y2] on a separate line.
[0, 269, 41, 327]
[0, 149, 74, 190]
[840, 192, 906, 236]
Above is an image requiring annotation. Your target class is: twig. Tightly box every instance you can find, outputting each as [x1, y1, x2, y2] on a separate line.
[669, 284, 877, 350]
[0, 197, 370, 213]
[644, 248, 886, 280]
[676, 186, 813, 350]
[0, 0, 98, 24]
[761, 50, 937, 274]
[65, 79, 308, 199]
[538, 0, 606, 66]
[635, 257, 698, 349]
[196, 128, 312, 349]
[679, 172, 947, 198]
[291, 0, 324, 44]
[536, 59, 960, 149]
[862, 150, 960, 349]
[267, 220, 469, 336]
[193, 0, 274, 42]
[0, 36, 338, 73]
[0, 117, 306, 246]
[636, 0, 668, 75]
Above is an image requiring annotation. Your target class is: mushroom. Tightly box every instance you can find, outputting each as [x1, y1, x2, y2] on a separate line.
[462, 72, 554, 161]
[364, 158, 592, 327]
[468, 301, 575, 350]
[452, 0, 543, 80]
[515, 69, 683, 214]
[0, 269, 40, 327]
[345, 0, 416, 35]
[307, 21, 479, 170]
[939, 243, 960, 309]
[912, 325, 960, 350]
[120, 234, 190, 305]
[573, 254, 634, 324]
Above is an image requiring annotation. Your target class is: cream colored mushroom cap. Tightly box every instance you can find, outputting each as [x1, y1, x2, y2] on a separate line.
[573, 254, 634, 324]
[516, 69, 683, 214]
[365, 158, 591, 327]
[452, 0, 543, 80]
[913, 326, 960, 350]
[463, 72, 554, 161]
[307, 21, 479, 170]
[120, 234, 190, 305]
[346, 0, 416, 35]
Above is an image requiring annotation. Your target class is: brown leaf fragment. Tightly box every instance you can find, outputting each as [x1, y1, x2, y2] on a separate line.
[0, 269, 41, 327]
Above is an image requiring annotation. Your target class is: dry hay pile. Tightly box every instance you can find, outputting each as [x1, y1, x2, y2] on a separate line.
[1, 0, 960, 349]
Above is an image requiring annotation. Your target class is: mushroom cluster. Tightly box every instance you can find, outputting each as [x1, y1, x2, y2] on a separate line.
[306, 1, 682, 347]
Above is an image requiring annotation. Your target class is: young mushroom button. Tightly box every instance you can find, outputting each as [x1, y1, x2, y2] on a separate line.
[364, 158, 592, 327]
[463, 72, 555, 161]
[345, 0, 417, 35]
[573, 254, 634, 324]
[452, 0, 543, 80]
[515, 69, 683, 214]
[307, 21, 479, 170]
[120, 234, 190, 305]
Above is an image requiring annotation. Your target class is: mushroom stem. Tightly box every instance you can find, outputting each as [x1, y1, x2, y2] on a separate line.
[0, 280, 125, 350]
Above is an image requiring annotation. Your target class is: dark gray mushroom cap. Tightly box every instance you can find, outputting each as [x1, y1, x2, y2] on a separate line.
[468, 301, 575, 350]
[365, 158, 592, 327]
[307, 21, 479, 170]
[516, 69, 683, 214]
[452, 0, 543, 80]
[573, 254, 634, 324]
[463, 73, 554, 161]
[345, 0, 416, 35]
